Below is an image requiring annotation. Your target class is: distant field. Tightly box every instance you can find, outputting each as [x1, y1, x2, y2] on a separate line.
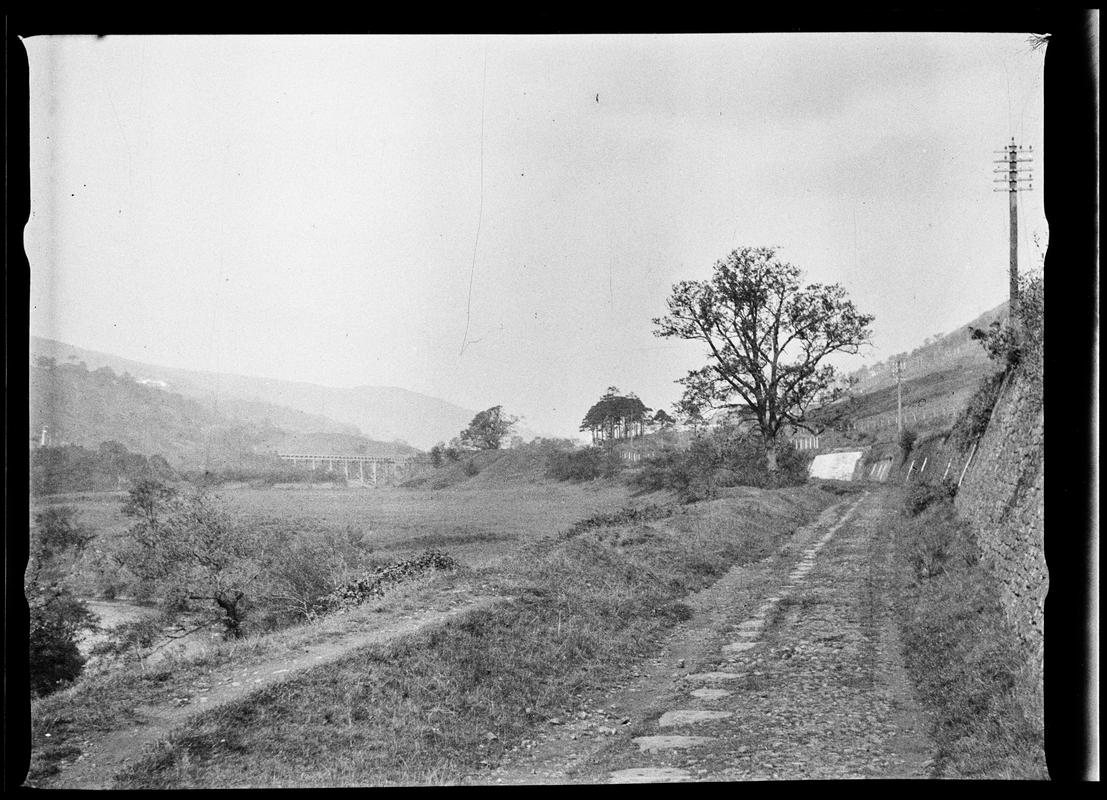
[32, 480, 651, 573]
[225, 482, 645, 567]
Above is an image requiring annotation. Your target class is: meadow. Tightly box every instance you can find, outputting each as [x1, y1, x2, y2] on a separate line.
[35, 478, 647, 577]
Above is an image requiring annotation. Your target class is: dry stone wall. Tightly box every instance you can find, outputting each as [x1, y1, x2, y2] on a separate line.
[953, 364, 1045, 729]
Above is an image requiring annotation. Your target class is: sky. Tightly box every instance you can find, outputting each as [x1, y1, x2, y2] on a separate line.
[25, 33, 1047, 441]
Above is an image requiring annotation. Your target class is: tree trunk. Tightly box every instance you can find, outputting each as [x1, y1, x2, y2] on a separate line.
[215, 591, 246, 639]
[765, 440, 779, 473]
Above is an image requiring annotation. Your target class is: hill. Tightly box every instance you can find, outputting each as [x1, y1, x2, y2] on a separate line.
[847, 301, 1007, 393]
[28, 357, 417, 470]
[30, 337, 481, 450]
[801, 300, 1009, 444]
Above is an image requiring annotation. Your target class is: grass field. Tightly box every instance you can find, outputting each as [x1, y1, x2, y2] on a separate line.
[26, 470, 835, 787]
[103, 485, 833, 788]
[33, 478, 652, 580]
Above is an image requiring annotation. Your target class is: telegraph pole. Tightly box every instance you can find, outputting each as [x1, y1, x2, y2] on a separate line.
[993, 138, 1033, 327]
[894, 358, 903, 437]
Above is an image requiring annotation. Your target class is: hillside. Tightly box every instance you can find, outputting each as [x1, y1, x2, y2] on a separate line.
[802, 300, 1009, 443]
[848, 301, 1007, 393]
[28, 357, 418, 469]
[31, 338, 480, 450]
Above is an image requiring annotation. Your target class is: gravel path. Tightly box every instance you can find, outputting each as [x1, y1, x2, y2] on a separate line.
[481, 489, 933, 783]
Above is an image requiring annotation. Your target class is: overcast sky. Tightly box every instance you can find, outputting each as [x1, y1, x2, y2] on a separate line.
[25, 33, 1046, 441]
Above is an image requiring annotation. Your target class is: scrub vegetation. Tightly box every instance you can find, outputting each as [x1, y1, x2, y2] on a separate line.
[38, 485, 832, 788]
[890, 489, 1046, 778]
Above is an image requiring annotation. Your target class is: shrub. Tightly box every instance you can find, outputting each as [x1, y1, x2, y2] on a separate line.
[970, 321, 1022, 369]
[26, 506, 98, 696]
[631, 429, 808, 502]
[307, 550, 459, 619]
[463, 459, 480, 477]
[903, 478, 958, 518]
[546, 446, 622, 483]
[949, 371, 1005, 453]
[896, 501, 973, 582]
[898, 427, 918, 456]
[257, 527, 379, 626]
[631, 441, 717, 503]
[114, 483, 270, 638]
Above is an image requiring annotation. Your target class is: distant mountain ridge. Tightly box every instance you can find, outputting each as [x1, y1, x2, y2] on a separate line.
[28, 357, 421, 469]
[30, 337, 481, 450]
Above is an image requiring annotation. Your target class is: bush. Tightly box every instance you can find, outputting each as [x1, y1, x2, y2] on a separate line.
[546, 446, 623, 482]
[631, 437, 719, 502]
[28, 593, 96, 696]
[26, 506, 98, 696]
[949, 371, 1005, 453]
[114, 483, 271, 638]
[631, 429, 809, 503]
[903, 478, 958, 518]
[257, 527, 379, 627]
[898, 428, 918, 456]
[970, 321, 1022, 369]
[307, 550, 459, 619]
[896, 501, 973, 582]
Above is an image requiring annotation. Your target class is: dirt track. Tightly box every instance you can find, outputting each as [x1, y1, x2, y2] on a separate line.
[470, 489, 934, 783]
[39, 596, 501, 790]
[38, 488, 933, 787]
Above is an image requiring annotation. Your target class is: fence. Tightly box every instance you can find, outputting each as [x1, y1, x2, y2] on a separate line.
[848, 399, 964, 433]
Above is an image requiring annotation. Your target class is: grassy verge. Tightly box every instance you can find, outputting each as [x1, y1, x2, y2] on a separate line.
[890, 495, 1046, 779]
[108, 486, 831, 787]
[26, 568, 487, 783]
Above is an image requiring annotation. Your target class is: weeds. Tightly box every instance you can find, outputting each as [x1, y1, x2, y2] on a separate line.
[559, 504, 675, 540]
[109, 488, 829, 788]
[902, 478, 958, 518]
[544, 446, 624, 482]
[891, 496, 1046, 778]
[949, 371, 1005, 453]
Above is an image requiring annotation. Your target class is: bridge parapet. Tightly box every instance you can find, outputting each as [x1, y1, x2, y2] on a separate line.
[276, 453, 430, 485]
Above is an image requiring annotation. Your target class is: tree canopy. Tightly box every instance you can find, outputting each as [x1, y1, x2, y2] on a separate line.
[653, 247, 873, 469]
[580, 387, 651, 442]
[458, 405, 518, 450]
[651, 409, 676, 427]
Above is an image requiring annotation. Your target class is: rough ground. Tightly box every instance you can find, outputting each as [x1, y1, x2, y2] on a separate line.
[467, 489, 934, 783]
[33, 488, 934, 787]
[34, 591, 502, 790]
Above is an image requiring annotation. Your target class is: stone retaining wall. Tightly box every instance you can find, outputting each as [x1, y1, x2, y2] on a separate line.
[954, 365, 1045, 729]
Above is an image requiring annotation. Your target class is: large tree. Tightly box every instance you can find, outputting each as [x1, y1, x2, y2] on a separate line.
[580, 387, 651, 443]
[459, 405, 519, 450]
[653, 247, 873, 471]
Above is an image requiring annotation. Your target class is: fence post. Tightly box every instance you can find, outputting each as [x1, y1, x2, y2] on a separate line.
[905, 458, 916, 481]
[957, 443, 978, 487]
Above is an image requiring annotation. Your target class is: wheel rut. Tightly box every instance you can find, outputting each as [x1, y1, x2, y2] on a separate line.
[480, 490, 933, 784]
[40, 596, 501, 790]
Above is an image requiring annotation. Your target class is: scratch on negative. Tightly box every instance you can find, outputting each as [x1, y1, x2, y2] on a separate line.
[460, 47, 488, 357]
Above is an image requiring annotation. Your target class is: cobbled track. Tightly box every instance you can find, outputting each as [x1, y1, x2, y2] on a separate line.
[480, 489, 933, 784]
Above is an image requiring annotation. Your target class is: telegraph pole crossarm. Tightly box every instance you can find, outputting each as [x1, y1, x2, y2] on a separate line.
[995, 139, 1033, 327]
